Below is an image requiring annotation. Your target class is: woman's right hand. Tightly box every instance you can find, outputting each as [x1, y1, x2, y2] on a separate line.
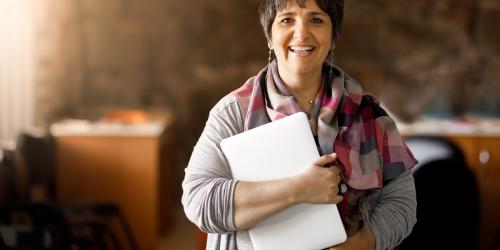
[290, 153, 344, 204]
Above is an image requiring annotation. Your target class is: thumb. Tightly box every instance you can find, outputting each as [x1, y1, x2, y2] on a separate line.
[313, 153, 337, 167]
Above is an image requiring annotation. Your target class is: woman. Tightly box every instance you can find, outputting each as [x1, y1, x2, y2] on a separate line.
[182, 0, 418, 249]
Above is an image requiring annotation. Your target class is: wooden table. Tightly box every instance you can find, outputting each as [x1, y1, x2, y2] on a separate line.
[52, 119, 175, 250]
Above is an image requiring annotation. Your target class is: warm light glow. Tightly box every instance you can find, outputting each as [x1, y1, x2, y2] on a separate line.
[0, 0, 34, 142]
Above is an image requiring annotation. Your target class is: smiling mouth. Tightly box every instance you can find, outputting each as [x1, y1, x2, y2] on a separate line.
[289, 46, 315, 55]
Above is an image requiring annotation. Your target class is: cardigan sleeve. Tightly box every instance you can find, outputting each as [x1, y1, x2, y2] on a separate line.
[369, 169, 417, 250]
[181, 95, 244, 234]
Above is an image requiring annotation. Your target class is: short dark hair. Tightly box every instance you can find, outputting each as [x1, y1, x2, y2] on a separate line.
[258, 0, 344, 43]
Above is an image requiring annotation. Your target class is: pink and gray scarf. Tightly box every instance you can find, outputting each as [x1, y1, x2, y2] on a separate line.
[232, 60, 417, 232]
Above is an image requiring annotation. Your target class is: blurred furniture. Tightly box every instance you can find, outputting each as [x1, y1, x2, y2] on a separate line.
[448, 136, 500, 250]
[0, 202, 72, 249]
[400, 120, 500, 250]
[1, 133, 139, 249]
[197, 229, 207, 250]
[52, 116, 175, 250]
[397, 136, 479, 250]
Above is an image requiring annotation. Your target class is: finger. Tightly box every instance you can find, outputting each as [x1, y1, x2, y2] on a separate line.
[331, 185, 339, 195]
[313, 153, 337, 166]
[328, 165, 341, 175]
[331, 195, 343, 204]
[329, 152, 337, 160]
[324, 153, 339, 168]
[331, 173, 342, 184]
[335, 195, 343, 204]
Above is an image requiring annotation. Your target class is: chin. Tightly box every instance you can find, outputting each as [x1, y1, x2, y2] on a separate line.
[293, 68, 313, 75]
[290, 64, 319, 76]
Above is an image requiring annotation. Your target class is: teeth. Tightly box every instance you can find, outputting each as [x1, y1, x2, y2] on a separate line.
[290, 46, 314, 52]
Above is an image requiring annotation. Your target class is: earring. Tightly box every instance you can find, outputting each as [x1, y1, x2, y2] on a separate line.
[268, 43, 273, 64]
[328, 44, 336, 79]
[268, 48, 273, 64]
[329, 44, 336, 65]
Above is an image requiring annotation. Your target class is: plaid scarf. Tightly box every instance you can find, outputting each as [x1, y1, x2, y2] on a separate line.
[232, 60, 417, 233]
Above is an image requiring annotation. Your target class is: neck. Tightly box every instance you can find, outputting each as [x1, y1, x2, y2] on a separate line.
[276, 64, 323, 113]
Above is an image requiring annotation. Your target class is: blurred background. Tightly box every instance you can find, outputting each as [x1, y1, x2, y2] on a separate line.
[0, 0, 499, 249]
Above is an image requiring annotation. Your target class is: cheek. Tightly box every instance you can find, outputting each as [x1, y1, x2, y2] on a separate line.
[270, 30, 280, 45]
[269, 24, 279, 46]
[321, 30, 333, 45]
[271, 35, 287, 54]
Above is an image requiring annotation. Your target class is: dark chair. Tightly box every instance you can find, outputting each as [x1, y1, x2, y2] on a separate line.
[396, 136, 480, 250]
[0, 149, 15, 204]
[0, 133, 139, 250]
[0, 202, 72, 249]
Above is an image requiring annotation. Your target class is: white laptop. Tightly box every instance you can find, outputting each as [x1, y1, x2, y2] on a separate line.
[220, 112, 347, 250]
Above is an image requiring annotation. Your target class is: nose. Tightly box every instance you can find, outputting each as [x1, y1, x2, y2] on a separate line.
[292, 19, 311, 40]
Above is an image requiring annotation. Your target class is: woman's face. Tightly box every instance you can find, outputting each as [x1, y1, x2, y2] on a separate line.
[270, 0, 333, 78]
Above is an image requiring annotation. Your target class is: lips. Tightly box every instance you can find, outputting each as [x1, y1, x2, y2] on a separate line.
[289, 46, 315, 55]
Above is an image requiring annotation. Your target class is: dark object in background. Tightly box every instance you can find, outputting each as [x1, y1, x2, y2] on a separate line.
[0, 202, 72, 249]
[16, 132, 55, 202]
[396, 136, 480, 250]
[0, 133, 139, 250]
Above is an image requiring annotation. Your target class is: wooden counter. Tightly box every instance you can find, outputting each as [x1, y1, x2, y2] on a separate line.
[448, 135, 500, 250]
[52, 119, 175, 250]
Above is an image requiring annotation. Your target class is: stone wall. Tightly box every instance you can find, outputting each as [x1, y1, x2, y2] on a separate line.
[338, 0, 500, 120]
[34, 0, 500, 124]
[34, 0, 266, 126]
[34, 0, 500, 197]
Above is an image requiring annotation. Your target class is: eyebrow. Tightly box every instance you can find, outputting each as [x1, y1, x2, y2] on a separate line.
[277, 11, 328, 17]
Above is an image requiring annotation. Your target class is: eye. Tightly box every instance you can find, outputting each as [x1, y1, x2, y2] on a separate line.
[279, 17, 293, 24]
[311, 18, 323, 24]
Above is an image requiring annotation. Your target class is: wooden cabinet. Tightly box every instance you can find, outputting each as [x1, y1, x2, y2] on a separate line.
[448, 136, 500, 250]
[53, 121, 175, 250]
